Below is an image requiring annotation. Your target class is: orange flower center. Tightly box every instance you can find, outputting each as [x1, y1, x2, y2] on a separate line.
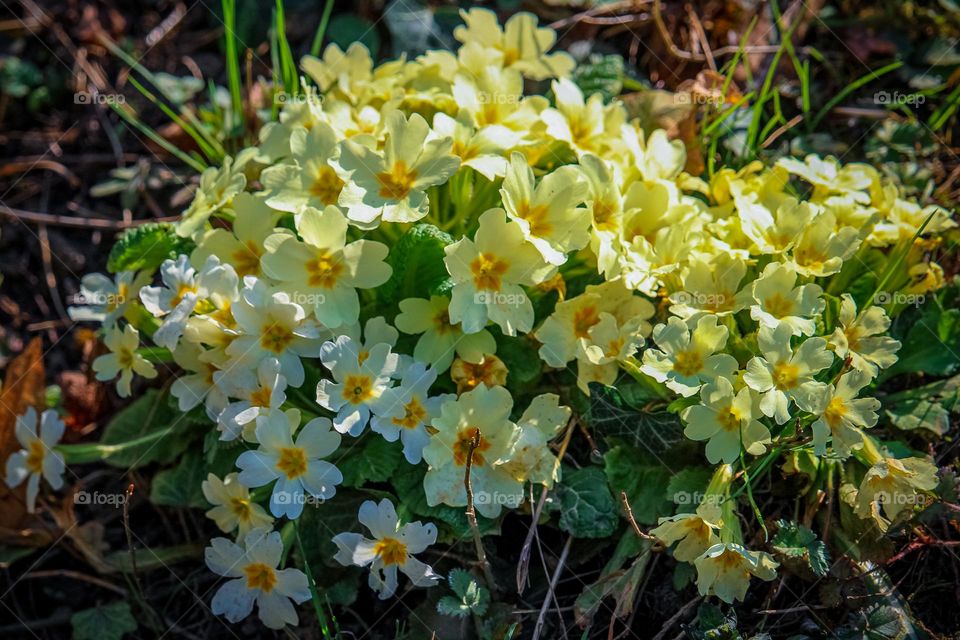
[377, 160, 418, 200]
[276, 446, 308, 479]
[342, 375, 374, 404]
[470, 253, 509, 291]
[452, 427, 491, 466]
[244, 562, 277, 592]
[373, 537, 407, 566]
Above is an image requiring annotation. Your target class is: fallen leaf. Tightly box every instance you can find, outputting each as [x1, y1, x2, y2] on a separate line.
[0, 337, 46, 528]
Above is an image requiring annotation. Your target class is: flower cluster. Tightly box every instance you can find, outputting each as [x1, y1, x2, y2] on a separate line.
[12, 7, 951, 629]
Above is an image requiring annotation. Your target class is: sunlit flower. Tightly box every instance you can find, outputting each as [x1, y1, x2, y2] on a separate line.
[338, 111, 460, 226]
[787, 211, 861, 277]
[496, 393, 570, 486]
[216, 357, 288, 442]
[179, 148, 257, 237]
[432, 113, 520, 181]
[804, 369, 879, 457]
[169, 341, 229, 420]
[829, 294, 900, 377]
[236, 409, 342, 519]
[262, 123, 345, 213]
[746, 262, 824, 336]
[69, 270, 149, 326]
[743, 324, 834, 424]
[192, 193, 279, 279]
[4, 408, 65, 513]
[651, 503, 723, 562]
[541, 78, 624, 156]
[669, 253, 747, 320]
[316, 335, 396, 436]
[453, 8, 574, 80]
[332, 498, 439, 599]
[450, 354, 509, 393]
[641, 315, 738, 397]
[395, 296, 496, 372]
[92, 324, 158, 397]
[206, 527, 311, 629]
[694, 542, 778, 604]
[444, 208, 555, 335]
[683, 376, 771, 463]
[371, 362, 453, 464]
[261, 205, 391, 329]
[855, 455, 938, 530]
[202, 472, 273, 537]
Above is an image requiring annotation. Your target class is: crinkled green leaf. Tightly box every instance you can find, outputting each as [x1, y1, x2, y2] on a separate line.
[604, 444, 673, 525]
[552, 465, 618, 538]
[99, 389, 195, 468]
[338, 435, 404, 487]
[106, 222, 194, 273]
[71, 601, 137, 640]
[572, 54, 624, 102]
[771, 519, 831, 577]
[381, 224, 454, 303]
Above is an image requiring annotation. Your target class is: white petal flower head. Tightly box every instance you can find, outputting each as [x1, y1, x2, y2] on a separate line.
[4, 408, 65, 513]
[682, 377, 771, 464]
[140, 254, 198, 318]
[542, 78, 624, 156]
[169, 341, 229, 419]
[640, 315, 739, 397]
[371, 362, 454, 464]
[423, 384, 523, 518]
[829, 294, 900, 377]
[337, 111, 460, 227]
[227, 278, 326, 388]
[92, 324, 158, 397]
[497, 393, 571, 486]
[261, 205, 391, 329]
[332, 498, 440, 599]
[202, 472, 274, 537]
[432, 113, 520, 181]
[261, 122, 345, 213]
[395, 296, 497, 373]
[192, 192, 279, 279]
[804, 369, 879, 457]
[339, 316, 405, 377]
[742, 324, 834, 425]
[444, 208, 556, 336]
[316, 335, 396, 436]
[206, 527, 311, 629]
[236, 409, 343, 519]
[69, 270, 148, 326]
[215, 357, 288, 442]
[694, 542, 778, 604]
[152, 255, 240, 351]
[574, 312, 646, 392]
[747, 262, 825, 336]
[500, 152, 590, 265]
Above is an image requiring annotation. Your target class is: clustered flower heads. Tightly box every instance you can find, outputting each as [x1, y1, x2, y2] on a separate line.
[10, 7, 954, 631]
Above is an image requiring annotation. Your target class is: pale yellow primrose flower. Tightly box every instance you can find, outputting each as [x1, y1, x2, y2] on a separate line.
[542, 78, 624, 156]
[193, 193, 280, 279]
[500, 152, 590, 265]
[777, 154, 875, 202]
[202, 472, 273, 538]
[261, 123, 346, 213]
[261, 205, 391, 329]
[579, 154, 624, 277]
[829, 294, 900, 377]
[337, 111, 460, 227]
[444, 208, 555, 336]
[575, 312, 648, 392]
[854, 455, 938, 531]
[432, 113, 520, 181]
[747, 262, 824, 336]
[453, 8, 574, 80]
[669, 253, 748, 320]
[641, 315, 738, 398]
[497, 393, 571, 486]
[423, 384, 522, 519]
[394, 295, 496, 373]
[802, 369, 879, 458]
[737, 196, 815, 256]
[650, 503, 723, 562]
[620, 126, 686, 185]
[92, 324, 158, 398]
[742, 324, 834, 425]
[301, 42, 373, 101]
[694, 542, 778, 604]
[787, 211, 861, 277]
[451, 62, 544, 132]
[178, 148, 257, 238]
[683, 376, 771, 464]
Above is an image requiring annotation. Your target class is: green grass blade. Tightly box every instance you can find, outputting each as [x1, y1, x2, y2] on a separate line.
[811, 60, 903, 128]
[310, 0, 336, 58]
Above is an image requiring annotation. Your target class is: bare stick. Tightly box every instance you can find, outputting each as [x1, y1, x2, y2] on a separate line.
[532, 535, 573, 640]
[464, 430, 497, 592]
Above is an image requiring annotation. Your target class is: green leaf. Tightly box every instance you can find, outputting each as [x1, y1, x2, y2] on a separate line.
[381, 224, 454, 303]
[327, 14, 380, 58]
[106, 222, 194, 273]
[338, 435, 404, 487]
[71, 601, 137, 640]
[665, 467, 713, 514]
[687, 602, 740, 640]
[437, 568, 490, 618]
[883, 374, 958, 436]
[149, 447, 233, 508]
[572, 54, 625, 102]
[99, 389, 195, 468]
[836, 604, 910, 640]
[771, 519, 831, 577]
[585, 384, 684, 452]
[604, 444, 673, 525]
[885, 298, 960, 379]
[551, 465, 618, 538]
[495, 332, 541, 388]
[574, 532, 651, 625]
[297, 489, 374, 565]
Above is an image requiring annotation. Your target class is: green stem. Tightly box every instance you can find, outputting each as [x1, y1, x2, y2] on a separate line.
[294, 520, 333, 639]
[309, 0, 336, 58]
[57, 426, 175, 464]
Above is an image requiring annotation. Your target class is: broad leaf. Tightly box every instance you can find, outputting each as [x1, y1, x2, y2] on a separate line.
[106, 222, 193, 273]
[551, 465, 618, 538]
[71, 601, 137, 640]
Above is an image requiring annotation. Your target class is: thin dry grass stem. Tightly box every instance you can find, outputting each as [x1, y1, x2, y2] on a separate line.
[464, 430, 497, 593]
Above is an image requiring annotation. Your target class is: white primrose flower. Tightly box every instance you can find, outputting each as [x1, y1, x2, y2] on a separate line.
[332, 498, 440, 599]
[394, 296, 497, 373]
[682, 377, 771, 464]
[236, 409, 343, 519]
[202, 472, 274, 538]
[4, 408, 65, 513]
[92, 324, 158, 398]
[743, 324, 834, 424]
[316, 335, 396, 436]
[68, 270, 149, 326]
[829, 294, 901, 377]
[206, 527, 311, 629]
[227, 277, 327, 388]
[169, 341, 230, 420]
[802, 369, 880, 457]
[215, 357, 288, 442]
[340, 316, 407, 377]
[371, 362, 454, 464]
